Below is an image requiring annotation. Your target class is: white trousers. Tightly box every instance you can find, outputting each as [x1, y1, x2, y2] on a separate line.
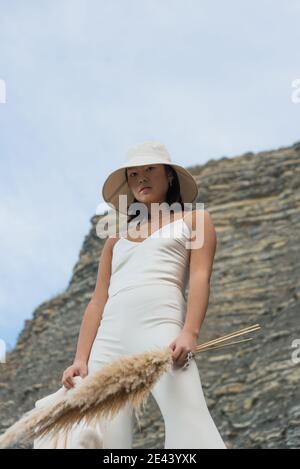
[34, 285, 226, 449]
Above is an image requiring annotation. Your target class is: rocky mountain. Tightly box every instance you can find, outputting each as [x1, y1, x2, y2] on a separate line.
[1, 141, 300, 449]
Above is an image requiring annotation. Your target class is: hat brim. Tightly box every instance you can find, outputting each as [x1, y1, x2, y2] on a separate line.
[102, 160, 198, 215]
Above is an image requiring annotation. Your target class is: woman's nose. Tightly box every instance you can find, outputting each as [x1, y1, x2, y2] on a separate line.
[139, 176, 149, 184]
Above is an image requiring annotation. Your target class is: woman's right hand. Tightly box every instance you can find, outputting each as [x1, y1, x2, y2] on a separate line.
[61, 360, 88, 390]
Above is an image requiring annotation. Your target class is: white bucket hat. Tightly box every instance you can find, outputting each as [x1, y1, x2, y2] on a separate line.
[102, 141, 198, 215]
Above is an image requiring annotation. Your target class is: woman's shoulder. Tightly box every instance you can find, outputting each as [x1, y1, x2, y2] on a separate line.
[183, 209, 215, 246]
[183, 208, 211, 228]
[104, 232, 122, 253]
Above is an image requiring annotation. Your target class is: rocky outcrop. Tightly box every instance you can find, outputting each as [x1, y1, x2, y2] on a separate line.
[1, 141, 300, 449]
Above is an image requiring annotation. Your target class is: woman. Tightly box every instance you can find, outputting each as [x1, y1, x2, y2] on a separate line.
[34, 141, 226, 449]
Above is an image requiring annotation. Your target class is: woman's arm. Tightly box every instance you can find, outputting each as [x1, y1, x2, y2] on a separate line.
[168, 209, 217, 367]
[182, 209, 217, 338]
[73, 236, 117, 364]
[61, 235, 119, 389]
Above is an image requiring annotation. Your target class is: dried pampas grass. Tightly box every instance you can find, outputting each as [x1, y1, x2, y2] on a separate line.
[0, 323, 260, 449]
[0, 347, 172, 449]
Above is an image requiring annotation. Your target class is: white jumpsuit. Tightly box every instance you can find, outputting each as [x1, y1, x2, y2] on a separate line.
[34, 217, 226, 449]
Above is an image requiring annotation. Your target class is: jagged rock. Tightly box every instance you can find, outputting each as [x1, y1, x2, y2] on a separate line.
[0, 141, 299, 449]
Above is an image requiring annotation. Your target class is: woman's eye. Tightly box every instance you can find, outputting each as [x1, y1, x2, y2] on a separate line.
[129, 167, 154, 177]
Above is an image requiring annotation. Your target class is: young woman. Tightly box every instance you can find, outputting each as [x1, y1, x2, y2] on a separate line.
[34, 141, 226, 449]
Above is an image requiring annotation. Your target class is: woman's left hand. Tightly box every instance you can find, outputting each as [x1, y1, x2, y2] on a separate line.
[168, 330, 197, 368]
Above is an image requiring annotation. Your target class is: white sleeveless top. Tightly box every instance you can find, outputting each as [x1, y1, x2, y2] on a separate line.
[108, 217, 192, 300]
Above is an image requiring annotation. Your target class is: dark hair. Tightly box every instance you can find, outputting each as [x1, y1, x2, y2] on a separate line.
[124, 164, 184, 224]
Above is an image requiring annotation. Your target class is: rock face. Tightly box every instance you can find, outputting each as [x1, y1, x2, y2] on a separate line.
[1, 141, 300, 449]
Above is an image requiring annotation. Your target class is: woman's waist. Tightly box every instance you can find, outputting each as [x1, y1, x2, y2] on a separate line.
[99, 283, 187, 333]
[108, 280, 187, 299]
[104, 282, 187, 313]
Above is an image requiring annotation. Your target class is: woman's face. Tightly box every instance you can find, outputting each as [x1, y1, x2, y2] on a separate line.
[126, 164, 170, 210]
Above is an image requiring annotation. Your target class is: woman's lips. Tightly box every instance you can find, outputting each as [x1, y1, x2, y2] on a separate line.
[140, 187, 152, 193]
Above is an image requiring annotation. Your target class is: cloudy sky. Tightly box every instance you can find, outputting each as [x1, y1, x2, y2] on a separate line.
[0, 0, 299, 352]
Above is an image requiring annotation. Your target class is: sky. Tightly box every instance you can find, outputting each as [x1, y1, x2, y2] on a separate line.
[0, 0, 299, 352]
